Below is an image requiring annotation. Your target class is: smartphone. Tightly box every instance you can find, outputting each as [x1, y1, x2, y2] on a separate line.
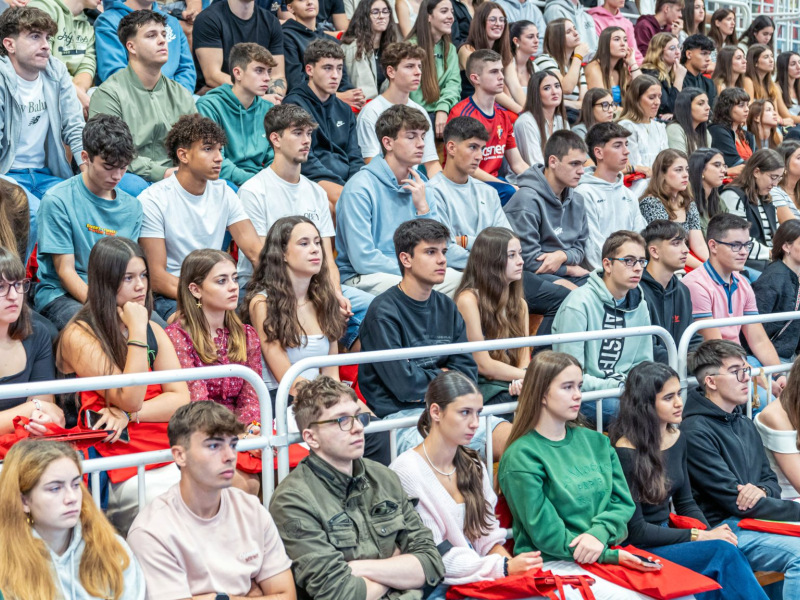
[632, 554, 662, 568]
[85, 409, 130, 444]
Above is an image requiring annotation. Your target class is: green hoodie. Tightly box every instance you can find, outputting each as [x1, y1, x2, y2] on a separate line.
[196, 84, 274, 186]
[29, 0, 95, 79]
[408, 37, 461, 115]
[552, 270, 654, 391]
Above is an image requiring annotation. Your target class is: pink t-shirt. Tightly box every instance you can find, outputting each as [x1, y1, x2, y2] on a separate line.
[682, 262, 758, 341]
[127, 484, 292, 600]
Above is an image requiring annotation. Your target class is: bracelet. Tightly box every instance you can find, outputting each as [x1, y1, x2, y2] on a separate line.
[503, 557, 509, 577]
[126, 411, 139, 424]
[573, 53, 584, 62]
[29, 398, 42, 412]
[629, 65, 640, 72]
[127, 340, 148, 349]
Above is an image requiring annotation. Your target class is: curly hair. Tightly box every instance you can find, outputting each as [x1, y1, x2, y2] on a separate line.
[165, 114, 228, 166]
[711, 85, 750, 128]
[341, 0, 399, 62]
[0, 7, 56, 56]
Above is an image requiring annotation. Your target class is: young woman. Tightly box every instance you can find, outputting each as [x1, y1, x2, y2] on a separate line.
[678, 0, 705, 45]
[777, 51, 800, 119]
[618, 74, 667, 179]
[665, 87, 711, 155]
[498, 351, 661, 599]
[711, 45, 747, 96]
[639, 149, 708, 269]
[391, 371, 543, 600]
[747, 99, 783, 150]
[531, 18, 589, 113]
[738, 15, 774, 55]
[0, 440, 145, 600]
[585, 26, 641, 107]
[719, 148, 784, 271]
[708, 8, 737, 60]
[611, 362, 771, 600]
[455, 228, 529, 406]
[458, 3, 519, 111]
[708, 86, 755, 175]
[571, 87, 615, 139]
[58, 237, 189, 534]
[341, 0, 400, 100]
[744, 44, 798, 126]
[773, 139, 800, 223]
[514, 70, 569, 165]
[0, 178, 29, 263]
[506, 20, 538, 104]
[397, 0, 422, 36]
[688, 148, 726, 235]
[409, 0, 461, 137]
[641, 33, 685, 120]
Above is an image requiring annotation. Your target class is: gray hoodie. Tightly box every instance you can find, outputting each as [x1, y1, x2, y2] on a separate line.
[543, 0, 598, 57]
[503, 164, 589, 277]
[0, 56, 84, 179]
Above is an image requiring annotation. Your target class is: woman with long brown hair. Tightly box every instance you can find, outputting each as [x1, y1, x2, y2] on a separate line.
[585, 26, 641, 107]
[514, 70, 569, 165]
[777, 51, 800, 120]
[0, 177, 29, 263]
[571, 87, 616, 139]
[531, 18, 589, 112]
[744, 44, 797, 126]
[711, 45, 747, 96]
[747, 99, 783, 150]
[708, 8, 737, 57]
[506, 20, 538, 103]
[773, 139, 800, 223]
[618, 74, 667, 180]
[390, 370, 542, 600]
[0, 440, 145, 600]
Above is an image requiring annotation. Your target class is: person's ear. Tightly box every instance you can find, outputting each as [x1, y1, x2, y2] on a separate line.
[171, 444, 188, 468]
[602, 257, 613, 275]
[399, 251, 413, 271]
[445, 140, 457, 159]
[20, 493, 30, 512]
[176, 146, 190, 165]
[80, 150, 90, 165]
[468, 70, 479, 86]
[188, 282, 202, 301]
[648, 244, 659, 261]
[302, 427, 320, 449]
[269, 131, 282, 150]
[381, 135, 394, 155]
[429, 403, 443, 423]
[232, 65, 243, 83]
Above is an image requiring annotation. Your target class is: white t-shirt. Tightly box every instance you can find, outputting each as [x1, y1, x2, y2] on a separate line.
[139, 177, 249, 277]
[237, 167, 335, 288]
[356, 94, 439, 164]
[12, 74, 49, 170]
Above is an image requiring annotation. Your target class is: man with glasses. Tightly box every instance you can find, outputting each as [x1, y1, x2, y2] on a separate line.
[552, 230, 654, 425]
[270, 375, 445, 600]
[684, 339, 800, 598]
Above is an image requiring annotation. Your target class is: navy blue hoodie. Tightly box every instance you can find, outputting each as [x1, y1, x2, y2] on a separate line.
[282, 19, 353, 92]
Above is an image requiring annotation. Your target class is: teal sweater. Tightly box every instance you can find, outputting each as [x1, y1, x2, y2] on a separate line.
[409, 38, 461, 114]
[498, 426, 635, 564]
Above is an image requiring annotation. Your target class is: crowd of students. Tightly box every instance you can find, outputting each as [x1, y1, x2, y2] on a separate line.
[3, 0, 800, 596]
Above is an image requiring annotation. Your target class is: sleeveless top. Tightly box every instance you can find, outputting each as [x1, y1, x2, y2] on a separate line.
[754, 414, 800, 499]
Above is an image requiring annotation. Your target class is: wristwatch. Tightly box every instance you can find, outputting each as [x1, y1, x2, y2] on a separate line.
[215, 594, 230, 600]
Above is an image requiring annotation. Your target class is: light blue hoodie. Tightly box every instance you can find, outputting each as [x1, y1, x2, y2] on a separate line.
[335, 157, 442, 283]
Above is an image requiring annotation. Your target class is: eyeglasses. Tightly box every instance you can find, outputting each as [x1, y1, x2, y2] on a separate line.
[765, 173, 784, 183]
[0, 279, 30, 297]
[594, 101, 617, 112]
[309, 412, 371, 431]
[611, 257, 648, 268]
[370, 8, 391, 15]
[712, 239, 755, 252]
[713, 366, 751, 383]
[487, 16, 506, 24]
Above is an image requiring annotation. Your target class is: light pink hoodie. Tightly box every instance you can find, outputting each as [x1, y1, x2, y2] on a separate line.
[587, 4, 644, 65]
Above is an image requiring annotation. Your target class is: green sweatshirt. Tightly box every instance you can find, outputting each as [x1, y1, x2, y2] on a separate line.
[29, 0, 95, 79]
[498, 426, 635, 564]
[196, 83, 274, 186]
[409, 38, 461, 114]
[89, 65, 197, 182]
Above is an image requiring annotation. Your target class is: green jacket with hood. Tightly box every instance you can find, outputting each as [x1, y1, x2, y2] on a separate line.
[552, 270, 654, 391]
[196, 83, 274, 186]
[408, 38, 461, 115]
[29, 0, 96, 79]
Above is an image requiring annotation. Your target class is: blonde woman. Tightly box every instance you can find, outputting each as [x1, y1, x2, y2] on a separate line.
[640, 32, 686, 120]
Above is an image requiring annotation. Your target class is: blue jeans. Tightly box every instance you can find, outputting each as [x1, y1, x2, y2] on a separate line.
[580, 396, 620, 431]
[39, 294, 83, 331]
[118, 172, 151, 197]
[341, 285, 372, 349]
[5, 168, 64, 260]
[153, 294, 178, 321]
[485, 178, 517, 206]
[724, 517, 800, 599]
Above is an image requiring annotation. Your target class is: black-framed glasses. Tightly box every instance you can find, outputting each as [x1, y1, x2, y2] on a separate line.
[0, 279, 30, 297]
[712, 239, 754, 252]
[714, 366, 751, 383]
[594, 101, 617, 112]
[310, 412, 371, 431]
[370, 8, 391, 15]
[611, 257, 648, 268]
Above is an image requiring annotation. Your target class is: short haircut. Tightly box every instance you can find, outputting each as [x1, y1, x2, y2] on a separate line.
[0, 7, 56, 56]
[585, 122, 632, 164]
[165, 114, 228, 165]
[229, 42, 276, 83]
[688, 339, 747, 389]
[706, 212, 750, 242]
[393, 218, 450, 275]
[680, 33, 716, 64]
[655, 0, 683, 12]
[602, 230, 646, 261]
[544, 130, 587, 165]
[642, 219, 687, 259]
[380, 41, 426, 72]
[466, 48, 502, 77]
[117, 9, 167, 50]
[304, 37, 345, 67]
[293, 375, 358, 432]
[82, 114, 137, 167]
[375, 104, 430, 155]
[442, 116, 490, 145]
[167, 401, 245, 448]
[263, 104, 318, 147]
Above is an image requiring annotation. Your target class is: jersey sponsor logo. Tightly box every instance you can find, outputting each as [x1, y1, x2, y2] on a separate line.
[597, 306, 625, 374]
[482, 144, 505, 159]
[86, 224, 119, 236]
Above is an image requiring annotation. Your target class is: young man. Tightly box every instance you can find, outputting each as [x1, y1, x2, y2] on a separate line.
[587, 0, 642, 65]
[337, 105, 459, 297]
[682, 213, 787, 398]
[356, 41, 442, 178]
[35, 114, 144, 330]
[504, 130, 590, 286]
[552, 230, 654, 423]
[89, 9, 197, 197]
[680, 34, 716, 106]
[283, 38, 364, 208]
[128, 401, 296, 600]
[684, 339, 800, 598]
[633, 0, 683, 58]
[0, 7, 85, 253]
[197, 42, 277, 187]
[493, 0, 545, 51]
[640, 219, 693, 364]
[138, 114, 262, 322]
[543, 0, 598, 56]
[577, 122, 647, 269]
[192, 0, 286, 97]
[95, 0, 196, 93]
[269, 376, 444, 600]
[448, 49, 529, 206]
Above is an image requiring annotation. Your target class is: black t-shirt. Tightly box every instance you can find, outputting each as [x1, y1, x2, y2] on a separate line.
[0, 319, 56, 411]
[317, 0, 345, 29]
[192, 0, 285, 91]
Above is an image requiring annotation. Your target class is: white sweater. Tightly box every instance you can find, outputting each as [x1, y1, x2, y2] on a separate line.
[618, 119, 669, 169]
[390, 449, 508, 585]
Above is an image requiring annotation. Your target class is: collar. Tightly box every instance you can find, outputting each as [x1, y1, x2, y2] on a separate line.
[306, 451, 370, 499]
[704, 261, 739, 313]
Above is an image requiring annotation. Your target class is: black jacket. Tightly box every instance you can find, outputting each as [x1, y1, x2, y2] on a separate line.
[683, 70, 717, 107]
[284, 81, 364, 186]
[642, 69, 677, 118]
[682, 386, 800, 527]
[708, 123, 756, 168]
[281, 19, 353, 92]
[752, 260, 800, 360]
[451, 0, 472, 48]
[721, 184, 778, 254]
[639, 269, 694, 364]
